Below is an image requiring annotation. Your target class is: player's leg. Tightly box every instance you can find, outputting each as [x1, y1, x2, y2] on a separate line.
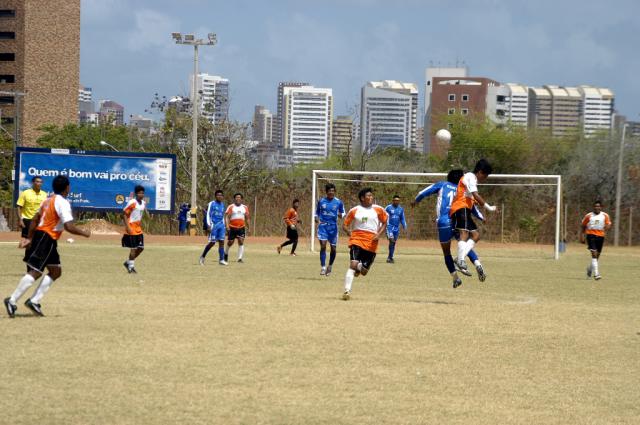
[439, 225, 462, 288]
[387, 229, 396, 263]
[26, 264, 61, 316]
[319, 239, 328, 275]
[326, 226, 338, 275]
[5, 268, 41, 317]
[127, 246, 144, 274]
[591, 236, 604, 280]
[237, 230, 245, 262]
[200, 241, 216, 264]
[224, 233, 235, 263]
[289, 228, 298, 255]
[343, 246, 360, 300]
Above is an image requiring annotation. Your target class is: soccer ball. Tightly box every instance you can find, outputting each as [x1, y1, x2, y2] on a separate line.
[435, 128, 452, 144]
[66, 238, 75, 244]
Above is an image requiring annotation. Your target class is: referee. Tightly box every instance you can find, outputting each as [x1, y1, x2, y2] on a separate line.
[16, 176, 47, 244]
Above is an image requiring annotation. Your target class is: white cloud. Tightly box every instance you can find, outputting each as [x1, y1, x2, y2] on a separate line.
[125, 9, 181, 52]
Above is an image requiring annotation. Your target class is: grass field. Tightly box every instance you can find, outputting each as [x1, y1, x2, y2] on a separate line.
[1, 235, 639, 424]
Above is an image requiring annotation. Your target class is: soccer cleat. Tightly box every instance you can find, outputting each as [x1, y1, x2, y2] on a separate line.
[386, 258, 395, 264]
[237, 258, 244, 263]
[123, 261, 132, 274]
[320, 267, 326, 276]
[342, 291, 351, 301]
[24, 298, 44, 316]
[277, 245, 282, 254]
[454, 257, 472, 276]
[4, 297, 16, 318]
[476, 264, 487, 282]
[452, 277, 463, 289]
[130, 267, 137, 274]
[325, 265, 332, 276]
[594, 274, 602, 281]
[199, 256, 205, 266]
[219, 260, 228, 266]
[586, 267, 592, 278]
[290, 252, 297, 256]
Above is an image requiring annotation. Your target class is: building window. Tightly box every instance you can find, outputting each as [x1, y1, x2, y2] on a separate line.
[0, 53, 15, 61]
[0, 96, 14, 104]
[0, 32, 15, 39]
[462, 94, 469, 102]
[0, 10, 16, 18]
[461, 108, 469, 115]
[0, 74, 14, 83]
[448, 94, 456, 101]
[448, 108, 455, 115]
[447, 123, 454, 130]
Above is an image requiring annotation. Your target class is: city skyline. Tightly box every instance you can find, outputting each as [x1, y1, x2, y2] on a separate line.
[81, 0, 639, 123]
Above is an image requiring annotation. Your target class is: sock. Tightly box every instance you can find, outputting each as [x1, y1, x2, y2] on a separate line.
[457, 240, 467, 263]
[467, 249, 479, 264]
[320, 250, 326, 267]
[201, 243, 214, 258]
[444, 255, 456, 273]
[329, 249, 337, 266]
[224, 245, 229, 255]
[462, 240, 476, 260]
[218, 245, 225, 261]
[129, 260, 135, 268]
[389, 242, 396, 259]
[31, 275, 54, 304]
[291, 241, 297, 254]
[238, 245, 244, 260]
[344, 269, 355, 292]
[10, 274, 36, 304]
[592, 258, 598, 275]
[473, 259, 481, 267]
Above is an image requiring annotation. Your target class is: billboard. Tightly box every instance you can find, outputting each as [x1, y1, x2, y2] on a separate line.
[14, 147, 177, 214]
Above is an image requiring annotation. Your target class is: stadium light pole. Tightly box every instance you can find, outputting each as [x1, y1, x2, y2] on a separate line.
[99, 140, 119, 152]
[613, 123, 628, 246]
[172, 32, 217, 228]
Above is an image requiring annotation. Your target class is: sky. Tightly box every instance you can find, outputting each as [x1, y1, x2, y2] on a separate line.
[81, 0, 640, 123]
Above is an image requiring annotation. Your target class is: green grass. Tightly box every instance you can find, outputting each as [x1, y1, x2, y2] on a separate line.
[1, 239, 639, 424]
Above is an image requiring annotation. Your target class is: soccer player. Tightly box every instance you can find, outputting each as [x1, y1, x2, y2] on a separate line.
[122, 185, 146, 274]
[385, 195, 406, 263]
[277, 199, 301, 256]
[412, 169, 483, 288]
[450, 159, 497, 277]
[16, 176, 47, 249]
[200, 190, 226, 265]
[178, 202, 190, 235]
[224, 193, 250, 263]
[580, 200, 612, 280]
[341, 188, 388, 300]
[315, 183, 345, 276]
[4, 175, 91, 317]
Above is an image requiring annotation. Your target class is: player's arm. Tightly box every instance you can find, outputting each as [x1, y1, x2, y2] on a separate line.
[471, 192, 497, 212]
[604, 214, 612, 232]
[412, 182, 441, 207]
[205, 203, 212, 231]
[374, 211, 388, 241]
[122, 204, 133, 234]
[64, 221, 91, 238]
[342, 208, 355, 236]
[16, 192, 25, 228]
[244, 211, 250, 234]
[401, 208, 407, 229]
[580, 216, 589, 243]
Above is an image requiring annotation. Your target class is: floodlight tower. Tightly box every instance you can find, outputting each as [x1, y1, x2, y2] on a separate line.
[172, 32, 217, 233]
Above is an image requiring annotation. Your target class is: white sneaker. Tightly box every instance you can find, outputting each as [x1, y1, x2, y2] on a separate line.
[219, 260, 228, 266]
[342, 291, 351, 301]
[454, 257, 472, 276]
[320, 267, 327, 276]
[199, 256, 205, 266]
[594, 274, 602, 281]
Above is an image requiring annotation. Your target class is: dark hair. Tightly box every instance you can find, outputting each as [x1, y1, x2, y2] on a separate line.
[594, 199, 602, 206]
[325, 183, 336, 192]
[31, 176, 42, 183]
[215, 190, 223, 196]
[292, 198, 300, 205]
[447, 169, 464, 184]
[358, 187, 373, 202]
[392, 194, 400, 200]
[134, 185, 145, 194]
[52, 175, 70, 194]
[234, 192, 243, 199]
[473, 159, 493, 176]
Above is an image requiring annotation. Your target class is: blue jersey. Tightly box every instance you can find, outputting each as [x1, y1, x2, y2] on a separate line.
[415, 181, 485, 227]
[315, 197, 345, 225]
[385, 204, 407, 230]
[178, 204, 190, 221]
[205, 200, 226, 228]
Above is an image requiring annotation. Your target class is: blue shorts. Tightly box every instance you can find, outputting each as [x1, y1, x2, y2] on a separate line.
[387, 228, 399, 241]
[317, 223, 338, 246]
[438, 225, 454, 243]
[208, 224, 226, 242]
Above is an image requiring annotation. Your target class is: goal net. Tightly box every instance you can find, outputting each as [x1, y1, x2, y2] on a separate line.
[310, 170, 562, 259]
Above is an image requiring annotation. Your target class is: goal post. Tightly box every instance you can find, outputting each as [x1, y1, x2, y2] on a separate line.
[310, 169, 562, 260]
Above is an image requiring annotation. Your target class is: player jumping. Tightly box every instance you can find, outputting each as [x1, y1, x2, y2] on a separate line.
[580, 200, 611, 280]
[341, 188, 388, 300]
[224, 193, 250, 264]
[385, 195, 406, 263]
[122, 185, 146, 274]
[315, 183, 345, 276]
[200, 190, 227, 265]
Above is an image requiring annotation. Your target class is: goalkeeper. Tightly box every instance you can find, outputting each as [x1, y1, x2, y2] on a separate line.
[277, 199, 301, 256]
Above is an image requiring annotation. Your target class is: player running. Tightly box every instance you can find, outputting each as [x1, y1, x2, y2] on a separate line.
[4, 175, 91, 317]
[341, 188, 388, 300]
[200, 190, 226, 265]
[412, 169, 483, 288]
[580, 200, 612, 280]
[122, 185, 146, 274]
[315, 183, 345, 276]
[277, 199, 301, 256]
[385, 195, 406, 263]
[449, 159, 497, 278]
[224, 193, 250, 264]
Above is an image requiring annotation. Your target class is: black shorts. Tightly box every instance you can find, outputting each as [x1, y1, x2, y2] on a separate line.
[122, 234, 145, 249]
[452, 208, 477, 232]
[24, 230, 60, 272]
[286, 226, 298, 241]
[586, 234, 604, 253]
[20, 218, 32, 238]
[349, 245, 376, 270]
[228, 227, 246, 240]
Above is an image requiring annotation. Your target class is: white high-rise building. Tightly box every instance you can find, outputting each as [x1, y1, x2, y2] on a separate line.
[282, 86, 333, 164]
[486, 83, 529, 127]
[423, 66, 468, 153]
[578, 86, 614, 136]
[360, 80, 418, 153]
[506, 83, 529, 126]
[191, 73, 229, 124]
[252, 105, 273, 145]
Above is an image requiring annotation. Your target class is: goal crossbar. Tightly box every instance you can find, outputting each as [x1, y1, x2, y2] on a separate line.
[311, 170, 562, 260]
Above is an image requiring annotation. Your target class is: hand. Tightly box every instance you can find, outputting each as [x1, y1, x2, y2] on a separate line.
[19, 238, 31, 249]
[83, 230, 91, 238]
[18, 219, 25, 229]
[484, 203, 497, 212]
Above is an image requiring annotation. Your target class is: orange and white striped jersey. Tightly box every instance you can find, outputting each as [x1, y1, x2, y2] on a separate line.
[123, 199, 145, 235]
[284, 208, 299, 226]
[226, 204, 249, 229]
[343, 204, 388, 253]
[582, 211, 611, 237]
[36, 194, 74, 241]
[450, 172, 479, 216]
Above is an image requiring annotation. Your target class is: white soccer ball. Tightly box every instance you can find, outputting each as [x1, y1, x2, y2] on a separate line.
[66, 238, 75, 244]
[435, 128, 452, 144]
